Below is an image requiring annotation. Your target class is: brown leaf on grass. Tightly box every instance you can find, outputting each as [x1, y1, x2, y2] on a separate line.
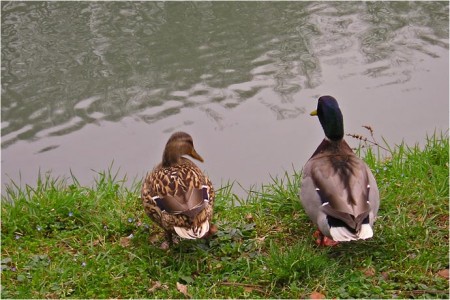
[310, 291, 326, 299]
[363, 266, 376, 277]
[160, 241, 170, 250]
[119, 235, 132, 248]
[245, 213, 254, 221]
[92, 238, 106, 247]
[148, 281, 161, 293]
[437, 269, 449, 279]
[148, 280, 168, 293]
[176, 282, 191, 298]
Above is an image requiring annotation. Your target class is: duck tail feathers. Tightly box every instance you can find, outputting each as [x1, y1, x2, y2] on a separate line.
[357, 224, 374, 240]
[174, 221, 210, 239]
[330, 224, 373, 241]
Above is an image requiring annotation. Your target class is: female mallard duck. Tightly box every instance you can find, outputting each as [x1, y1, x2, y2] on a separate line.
[141, 132, 215, 246]
[300, 96, 380, 246]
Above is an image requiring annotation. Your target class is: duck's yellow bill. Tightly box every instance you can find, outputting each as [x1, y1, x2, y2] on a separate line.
[310, 110, 318, 116]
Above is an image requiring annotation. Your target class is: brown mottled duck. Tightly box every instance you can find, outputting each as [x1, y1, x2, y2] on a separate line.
[141, 132, 215, 246]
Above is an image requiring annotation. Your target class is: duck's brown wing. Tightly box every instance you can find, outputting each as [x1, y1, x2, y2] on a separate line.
[153, 185, 209, 219]
[142, 160, 211, 218]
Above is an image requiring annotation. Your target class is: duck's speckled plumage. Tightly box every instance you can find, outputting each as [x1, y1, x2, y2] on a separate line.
[300, 96, 380, 245]
[141, 132, 215, 245]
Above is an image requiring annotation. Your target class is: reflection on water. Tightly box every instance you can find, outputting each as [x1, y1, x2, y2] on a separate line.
[1, 2, 449, 195]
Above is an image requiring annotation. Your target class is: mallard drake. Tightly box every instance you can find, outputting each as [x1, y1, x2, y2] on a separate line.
[141, 132, 215, 246]
[300, 96, 380, 246]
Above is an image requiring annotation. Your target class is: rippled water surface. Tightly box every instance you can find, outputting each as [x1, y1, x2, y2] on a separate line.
[2, 2, 449, 196]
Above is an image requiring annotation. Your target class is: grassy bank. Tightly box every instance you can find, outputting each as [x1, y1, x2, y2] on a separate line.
[1, 133, 449, 299]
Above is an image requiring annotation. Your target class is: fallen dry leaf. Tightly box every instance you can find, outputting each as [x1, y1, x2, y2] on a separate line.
[176, 282, 191, 298]
[245, 213, 254, 221]
[381, 271, 390, 280]
[119, 236, 131, 248]
[310, 291, 326, 299]
[160, 241, 170, 250]
[92, 238, 105, 247]
[437, 269, 449, 279]
[363, 266, 376, 277]
[148, 281, 161, 293]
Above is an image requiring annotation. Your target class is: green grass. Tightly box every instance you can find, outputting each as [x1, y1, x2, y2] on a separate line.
[1, 133, 449, 298]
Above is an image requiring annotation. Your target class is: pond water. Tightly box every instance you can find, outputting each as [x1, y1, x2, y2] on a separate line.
[1, 2, 449, 197]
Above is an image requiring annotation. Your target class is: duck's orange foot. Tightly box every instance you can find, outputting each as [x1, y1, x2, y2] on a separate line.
[313, 230, 339, 247]
[202, 223, 218, 239]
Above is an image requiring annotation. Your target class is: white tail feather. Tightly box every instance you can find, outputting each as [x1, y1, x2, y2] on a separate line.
[330, 227, 357, 241]
[330, 224, 374, 242]
[174, 221, 210, 239]
[358, 224, 374, 240]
